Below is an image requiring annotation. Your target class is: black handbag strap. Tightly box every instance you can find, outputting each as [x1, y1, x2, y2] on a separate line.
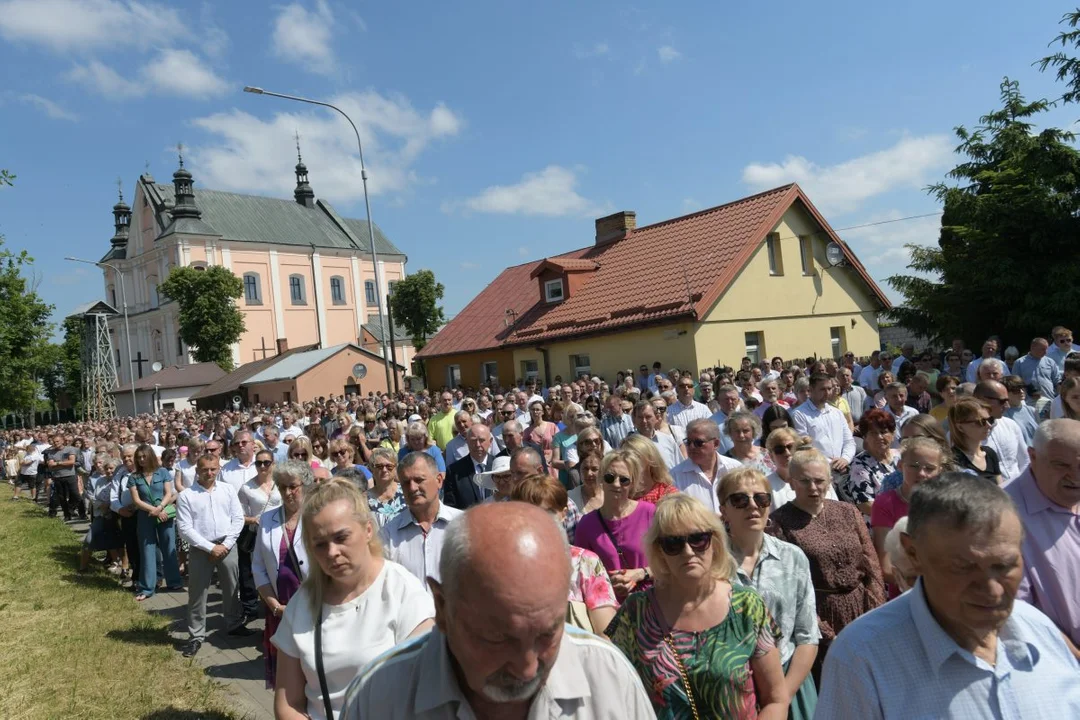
[281, 509, 304, 579]
[595, 512, 624, 569]
[315, 605, 335, 720]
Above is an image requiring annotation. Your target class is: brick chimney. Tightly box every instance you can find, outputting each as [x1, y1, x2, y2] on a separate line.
[595, 210, 636, 246]
[276, 338, 289, 354]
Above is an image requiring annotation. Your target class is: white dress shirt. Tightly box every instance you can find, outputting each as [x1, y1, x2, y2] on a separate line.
[443, 434, 469, 465]
[109, 468, 134, 512]
[380, 502, 463, 588]
[986, 415, 1030, 481]
[790, 400, 856, 462]
[639, 431, 681, 469]
[858, 364, 882, 390]
[885, 405, 920, 448]
[666, 399, 712, 429]
[671, 453, 744, 514]
[219, 456, 257, 491]
[175, 480, 245, 553]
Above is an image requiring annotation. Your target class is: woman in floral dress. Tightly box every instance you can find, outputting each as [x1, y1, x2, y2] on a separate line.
[364, 448, 405, 528]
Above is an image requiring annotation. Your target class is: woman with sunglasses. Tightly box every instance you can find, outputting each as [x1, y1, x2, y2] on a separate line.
[253, 460, 312, 689]
[309, 436, 330, 468]
[770, 448, 884, 684]
[574, 450, 656, 601]
[607, 493, 788, 720]
[564, 424, 611, 484]
[287, 437, 317, 466]
[650, 396, 687, 453]
[328, 438, 373, 485]
[947, 397, 1001, 483]
[240, 449, 283, 547]
[766, 428, 825, 511]
[365, 447, 405, 527]
[721, 467, 819, 720]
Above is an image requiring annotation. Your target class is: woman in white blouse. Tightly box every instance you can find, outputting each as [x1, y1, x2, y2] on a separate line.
[272, 478, 435, 720]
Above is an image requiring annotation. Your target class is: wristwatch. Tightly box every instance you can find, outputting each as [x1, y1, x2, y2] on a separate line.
[641, 567, 651, 582]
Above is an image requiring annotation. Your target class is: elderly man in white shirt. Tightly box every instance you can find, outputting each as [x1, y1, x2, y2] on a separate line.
[218, 429, 258, 490]
[790, 373, 856, 473]
[666, 376, 712, 429]
[883, 382, 919, 447]
[442, 411, 473, 466]
[381, 451, 463, 590]
[631, 400, 681, 469]
[671, 418, 742, 514]
[175, 453, 247, 658]
[974, 380, 1030, 481]
[708, 385, 742, 455]
[857, 351, 884, 390]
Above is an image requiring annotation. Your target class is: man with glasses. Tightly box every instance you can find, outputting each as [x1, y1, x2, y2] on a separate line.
[444, 425, 495, 510]
[490, 402, 518, 453]
[600, 394, 634, 449]
[973, 380, 1030, 482]
[791, 373, 856, 476]
[671, 418, 742, 513]
[1048, 326, 1076, 370]
[666, 376, 711, 429]
[708, 385, 742, 454]
[636, 364, 652, 393]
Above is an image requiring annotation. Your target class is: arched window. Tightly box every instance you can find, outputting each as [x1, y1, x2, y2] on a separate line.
[189, 261, 207, 271]
[330, 275, 346, 305]
[243, 272, 262, 304]
[289, 274, 307, 305]
[364, 280, 376, 306]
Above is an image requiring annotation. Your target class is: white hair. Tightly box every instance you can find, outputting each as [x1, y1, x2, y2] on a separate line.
[1033, 418, 1080, 455]
[977, 358, 1006, 377]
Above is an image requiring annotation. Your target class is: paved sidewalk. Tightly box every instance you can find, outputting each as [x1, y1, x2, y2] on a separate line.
[68, 514, 274, 720]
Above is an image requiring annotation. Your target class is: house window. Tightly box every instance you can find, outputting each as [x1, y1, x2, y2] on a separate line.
[800, 236, 814, 275]
[364, 280, 377, 306]
[253, 394, 260, 405]
[481, 361, 498, 386]
[388, 280, 400, 297]
[830, 326, 845, 359]
[243, 272, 262, 304]
[283, 391, 291, 403]
[162, 402, 175, 411]
[109, 286, 117, 306]
[544, 279, 565, 303]
[330, 276, 346, 305]
[766, 233, 783, 276]
[289, 274, 306, 305]
[446, 364, 462, 389]
[745, 332, 762, 365]
[570, 354, 591, 378]
[521, 359, 539, 380]
[189, 261, 207, 271]
[147, 276, 159, 308]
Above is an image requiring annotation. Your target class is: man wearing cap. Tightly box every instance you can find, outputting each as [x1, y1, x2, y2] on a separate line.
[444, 425, 496, 510]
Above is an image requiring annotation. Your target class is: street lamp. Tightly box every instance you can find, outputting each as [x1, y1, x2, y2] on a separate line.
[243, 85, 394, 394]
[65, 256, 137, 416]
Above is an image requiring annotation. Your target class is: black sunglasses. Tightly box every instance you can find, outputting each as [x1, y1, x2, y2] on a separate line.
[254, 460, 273, 468]
[291, 452, 309, 459]
[688, 438, 714, 448]
[726, 492, 772, 510]
[603, 473, 632, 486]
[658, 532, 713, 556]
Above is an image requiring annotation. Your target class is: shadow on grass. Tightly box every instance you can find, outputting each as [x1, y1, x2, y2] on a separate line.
[141, 708, 244, 720]
[106, 617, 176, 646]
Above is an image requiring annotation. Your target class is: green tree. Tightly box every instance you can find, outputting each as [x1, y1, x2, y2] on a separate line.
[159, 265, 245, 370]
[0, 172, 55, 420]
[1038, 9, 1080, 104]
[389, 270, 445, 381]
[885, 79, 1080, 348]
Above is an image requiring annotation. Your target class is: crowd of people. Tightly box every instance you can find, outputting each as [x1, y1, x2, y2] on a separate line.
[2, 328, 1080, 719]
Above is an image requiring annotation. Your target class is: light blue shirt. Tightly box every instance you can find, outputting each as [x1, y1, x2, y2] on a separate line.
[815, 579, 1080, 719]
[1004, 405, 1039, 446]
[1011, 354, 1061, 399]
[1047, 343, 1074, 370]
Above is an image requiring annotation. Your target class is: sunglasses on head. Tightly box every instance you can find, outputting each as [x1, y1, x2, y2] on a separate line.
[603, 473, 632, 486]
[726, 492, 772, 510]
[658, 532, 713, 556]
[254, 460, 273, 468]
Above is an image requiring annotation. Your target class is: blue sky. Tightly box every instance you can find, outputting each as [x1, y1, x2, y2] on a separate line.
[1, 0, 1076, 330]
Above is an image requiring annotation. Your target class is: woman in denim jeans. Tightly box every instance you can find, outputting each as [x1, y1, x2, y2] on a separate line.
[129, 444, 183, 600]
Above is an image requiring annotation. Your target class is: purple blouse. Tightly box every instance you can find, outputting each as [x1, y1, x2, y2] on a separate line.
[574, 502, 656, 574]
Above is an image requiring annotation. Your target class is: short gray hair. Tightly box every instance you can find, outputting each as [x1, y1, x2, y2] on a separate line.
[272, 459, 315, 488]
[1033, 418, 1080, 455]
[405, 421, 429, 440]
[977, 358, 1006, 377]
[685, 418, 721, 440]
[399, 450, 438, 477]
[907, 472, 1018, 541]
[510, 445, 543, 470]
[333, 467, 368, 489]
[724, 411, 761, 438]
[502, 419, 522, 435]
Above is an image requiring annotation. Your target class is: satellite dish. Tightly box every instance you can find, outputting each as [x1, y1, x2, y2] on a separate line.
[825, 242, 846, 267]
[151, 361, 163, 372]
[352, 363, 368, 380]
[232, 395, 242, 410]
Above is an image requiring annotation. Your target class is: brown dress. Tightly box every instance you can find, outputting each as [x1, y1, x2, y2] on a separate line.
[768, 498, 885, 682]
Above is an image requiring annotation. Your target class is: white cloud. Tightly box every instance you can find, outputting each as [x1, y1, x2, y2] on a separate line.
[190, 92, 462, 202]
[741, 134, 954, 215]
[459, 261, 479, 270]
[272, 0, 336, 75]
[518, 246, 530, 257]
[199, 2, 229, 58]
[446, 165, 606, 217]
[68, 50, 228, 99]
[0, 0, 184, 51]
[842, 210, 942, 270]
[142, 49, 229, 98]
[17, 93, 78, 121]
[657, 45, 681, 63]
[574, 42, 609, 59]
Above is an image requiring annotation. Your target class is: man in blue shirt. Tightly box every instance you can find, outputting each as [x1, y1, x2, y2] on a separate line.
[817, 473, 1080, 719]
[1013, 337, 1062, 401]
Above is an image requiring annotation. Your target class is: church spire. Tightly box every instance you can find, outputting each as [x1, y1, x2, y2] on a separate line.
[293, 131, 315, 208]
[170, 143, 203, 220]
[110, 178, 131, 249]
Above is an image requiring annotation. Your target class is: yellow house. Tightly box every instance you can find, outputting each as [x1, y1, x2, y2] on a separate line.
[417, 184, 890, 388]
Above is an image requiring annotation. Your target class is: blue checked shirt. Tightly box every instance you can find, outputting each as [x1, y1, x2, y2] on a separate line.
[815, 579, 1080, 719]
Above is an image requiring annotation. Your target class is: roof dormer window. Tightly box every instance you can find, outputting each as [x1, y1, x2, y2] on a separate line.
[544, 278, 565, 303]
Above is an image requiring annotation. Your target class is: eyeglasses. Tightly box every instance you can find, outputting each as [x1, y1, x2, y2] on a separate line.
[291, 452, 310, 459]
[960, 418, 993, 428]
[254, 460, 273, 468]
[678, 384, 694, 390]
[372, 463, 395, 471]
[278, 483, 303, 494]
[332, 450, 350, 456]
[658, 532, 713, 556]
[1059, 337, 1074, 344]
[688, 438, 714, 448]
[603, 473, 632, 486]
[725, 492, 772, 510]
[770, 442, 796, 455]
[985, 396, 1008, 405]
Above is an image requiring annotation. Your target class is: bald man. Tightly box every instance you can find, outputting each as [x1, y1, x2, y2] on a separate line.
[341, 503, 653, 719]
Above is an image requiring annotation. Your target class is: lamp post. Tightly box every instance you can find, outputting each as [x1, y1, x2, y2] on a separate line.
[65, 256, 137, 416]
[243, 85, 394, 394]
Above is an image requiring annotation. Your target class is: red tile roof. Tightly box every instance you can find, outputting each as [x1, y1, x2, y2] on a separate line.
[529, 258, 600, 278]
[418, 184, 889, 359]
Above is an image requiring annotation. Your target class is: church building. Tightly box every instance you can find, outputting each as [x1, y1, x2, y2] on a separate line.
[99, 151, 413, 392]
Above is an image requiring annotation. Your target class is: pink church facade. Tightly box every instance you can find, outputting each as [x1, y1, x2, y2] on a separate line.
[100, 158, 412, 391]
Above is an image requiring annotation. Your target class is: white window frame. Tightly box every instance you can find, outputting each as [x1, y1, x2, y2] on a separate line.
[446, 364, 462, 389]
[744, 332, 761, 365]
[800, 236, 814, 275]
[571, 354, 591, 378]
[830, 327, 843, 359]
[521, 359, 539, 381]
[243, 272, 262, 304]
[330, 275, 346, 305]
[544, 278, 565, 303]
[766, 233, 783, 276]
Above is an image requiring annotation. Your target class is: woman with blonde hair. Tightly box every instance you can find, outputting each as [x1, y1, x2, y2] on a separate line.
[724, 411, 774, 474]
[607, 493, 788, 719]
[551, 401, 582, 488]
[764, 428, 834, 510]
[287, 436, 319, 467]
[621, 433, 678, 505]
[271, 479, 434, 720]
[720, 467, 819, 719]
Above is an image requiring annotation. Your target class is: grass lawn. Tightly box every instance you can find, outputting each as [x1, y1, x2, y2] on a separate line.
[0, 499, 243, 720]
